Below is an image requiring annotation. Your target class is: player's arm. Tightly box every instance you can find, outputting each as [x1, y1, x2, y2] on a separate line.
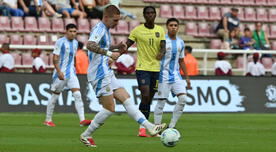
[179, 58, 191, 89]
[156, 40, 166, 60]
[53, 54, 64, 80]
[87, 41, 120, 60]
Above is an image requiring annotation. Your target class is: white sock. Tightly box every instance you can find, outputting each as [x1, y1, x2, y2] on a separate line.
[154, 99, 166, 125]
[123, 98, 154, 131]
[45, 94, 59, 122]
[73, 91, 85, 121]
[81, 108, 113, 137]
[169, 95, 186, 128]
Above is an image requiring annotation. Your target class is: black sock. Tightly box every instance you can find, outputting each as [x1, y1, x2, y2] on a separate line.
[139, 103, 150, 119]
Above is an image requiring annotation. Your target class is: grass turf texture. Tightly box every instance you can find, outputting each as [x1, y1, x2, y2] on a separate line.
[0, 113, 275, 152]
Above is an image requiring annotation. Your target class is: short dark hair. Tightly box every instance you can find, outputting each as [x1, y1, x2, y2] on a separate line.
[104, 5, 120, 17]
[185, 45, 193, 53]
[66, 23, 77, 30]
[244, 27, 250, 32]
[78, 41, 84, 49]
[231, 8, 239, 12]
[143, 6, 156, 14]
[166, 18, 179, 25]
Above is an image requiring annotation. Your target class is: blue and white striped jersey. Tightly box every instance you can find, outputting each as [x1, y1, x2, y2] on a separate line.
[159, 35, 185, 84]
[87, 21, 113, 82]
[52, 36, 78, 81]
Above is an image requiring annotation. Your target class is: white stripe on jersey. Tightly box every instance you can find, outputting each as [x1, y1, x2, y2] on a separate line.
[159, 35, 185, 84]
[87, 21, 113, 82]
[52, 37, 78, 81]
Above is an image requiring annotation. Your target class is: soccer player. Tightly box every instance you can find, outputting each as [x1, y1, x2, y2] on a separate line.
[80, 5, 166, 147]
[154, 18, 191, 129]
[44, 24, 91, 127]
[125, 6, 166, 137]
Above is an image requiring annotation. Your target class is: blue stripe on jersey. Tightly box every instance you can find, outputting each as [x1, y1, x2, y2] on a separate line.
[65, 41, 74, 79]
[168, 40, 177, 83]
[89, 51, 93, 62]
[96, 56, 104, 79]
[100, 34, 106, 48]
[159, 56, 165, 83]
[95, 79, 103, 95]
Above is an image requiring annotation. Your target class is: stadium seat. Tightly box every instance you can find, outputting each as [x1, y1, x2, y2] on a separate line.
[196, 0, 208, 4]
[114, 36, 128, 45]
[246, 24, 255, 31]
[90, 19, 100, 28]
[267, 0, 276, 6]
[109, 28, 117, 34]
[50, 35, 59, 45]
[40, 52, 49, 65]
[23, 34, 37, 45]
[220, 0, 231, 4]
[172, 5, 184, 19]
[232, 0, 243, 5]
[185, 0, 196, 4]
[271, 41, 276, 50]
[209, 7, 221, 20]
[51, 18, 65, 33]
[261, 57, 273, 69]
[255, 0, 267, 5]
[210, 39, 222, 49]
[129, 20, 140, 31]
[270, 25, 276, 38]
[262, 24, 270, 35]
[77, 18, 90, 34]
[221, 7, 230, 16]
[184, 6, 197, 19]
[11, 53, 22, 65]
[243, 0, 255, 5]
[235, 56, 244, 68]
[11, 17, 24, 32]
[10, 34, 23, 45]
[24, 17, 38, 32]
[268, 9, 276, 22]
[0, 35, 9, 44]
[256, 8, 268, 22]
[244, 8, 256, 21]
[197, 22, 210, 37]
[208, 0, 220, 4]
[64, 18, 76, 26]
[116, 20, 129, 34]
[237, 8, 244, 21]
[37, 35, 50, 45]
[22, 53, 33, 65]
[38, 17, 51, 32]
[185, 22, 198, 36]
[77, 34, 89, 45]
[197, 6, 209, 20]
[49, 53, 53, 66]
[0, 16, 11, 31]
[159, 5, 172, 18]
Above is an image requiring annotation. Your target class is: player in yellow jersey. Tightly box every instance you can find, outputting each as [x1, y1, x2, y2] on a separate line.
[125, 6, 166, 137]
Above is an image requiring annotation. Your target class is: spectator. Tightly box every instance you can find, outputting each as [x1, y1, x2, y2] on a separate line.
[18, 0, 43, 17]
[214, 52, 232, 76]
[216, 8, 240, 43]
[32, 48, 46, 73]
[0, 43, 15, 72]
[272, 61, 276, 76]
[239, 28, 255, 50]
[2, 0, 24, 16]
[253, 22, 270, 50]
[55, 0, 86, 18]
[75, 42, 89, 74]
[0, 1, 10, 16]
[79, 0, 102, 19]
[115, 53, 135, 75]
[246, 53, 265, 76]
[180, 46, 199, 76]
[42, 0, 62, 17]
[221, 29, 239, 50]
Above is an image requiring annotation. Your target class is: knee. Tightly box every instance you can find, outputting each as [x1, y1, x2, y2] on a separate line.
[103, 103, 115, 112]
[73, 91, 82, 101]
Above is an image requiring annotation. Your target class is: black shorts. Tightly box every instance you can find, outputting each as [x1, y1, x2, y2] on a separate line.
[136, 70, 159, 92]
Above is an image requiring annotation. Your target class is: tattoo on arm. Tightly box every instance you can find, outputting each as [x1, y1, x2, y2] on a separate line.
[126, 39, 134, 49]
[87, 41, 108, 55]
[160, 40, 166, 54]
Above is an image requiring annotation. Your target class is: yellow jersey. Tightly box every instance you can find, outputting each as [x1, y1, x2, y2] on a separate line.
[129, 24, 165, 72]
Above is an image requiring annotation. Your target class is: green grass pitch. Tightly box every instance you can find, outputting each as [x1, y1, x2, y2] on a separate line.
[0, 113, 276, 152]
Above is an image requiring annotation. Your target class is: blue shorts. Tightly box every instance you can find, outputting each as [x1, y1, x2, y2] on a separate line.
[58, 8, 75, 15]
[136, 70, 159, 92]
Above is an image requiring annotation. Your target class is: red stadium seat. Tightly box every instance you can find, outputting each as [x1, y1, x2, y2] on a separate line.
[109, 28, 117, 34]
[172, 5, 184, 19]
[270, 25, 276, 38]
[129, 20, 140, 31]
[267, 0, 276, 6]
[50, 35, 59, 45]
[185, 6, 197, 19]
[221, 7, 230, 16]
[232, 0, 243, 5]
[0, 16, 11, 31]
[197, 6, 209, 20]
[0, 35, 9, 44]
[23, 34, 37, 45]
[24, 17, 38, 32]
[256, 0, 267, 5]
[185, 22, 198, 36]
[77, 35, 89, 46]
[220, 0, 231, 4]
[246, 24, 255, 31]
[208, 0, 220, 4]
[22, 53, 33, 65]
[244, 8, 256, 21]
[198, 22, 210, 37]
[37, 35, 50, 45]
[38, 17, 51, 32]
[114, 36, 128, 45]
[116, 20, 129, 34]
[262, 24, 270, 35]
[272, 41, 276, 50]
[261, 57, 273, 69]
[159, 5, 172, 18]
[10, 34, 23, 45]
[64, 18, 76, 26]
[209, 7, 221, 20]
[40, 52, 49, 65]
[196, 0, 208, 4]
[243, 0, 255, 5]
[51, 18, 64, 33]
[11, 17, 24, 32]
[90, 19, 100, 28]
[268, 9, 276, 22]
[256, 8, 268, 22]
[237, 8, 244, 21]
[77, 18, 90, 34]
[185, 0, 196, 4]
[210, 39, 222, 49]
[11, 53, 22, 65]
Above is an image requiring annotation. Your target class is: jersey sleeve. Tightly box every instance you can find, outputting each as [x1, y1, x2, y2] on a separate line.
[53, 39, 62, 55]
[179, 40, 185, 59]
[128, 27, 137, 42]
[88, 25, 105, 43]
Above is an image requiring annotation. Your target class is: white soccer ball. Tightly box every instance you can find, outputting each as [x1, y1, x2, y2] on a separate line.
[160, 128, 181, 147]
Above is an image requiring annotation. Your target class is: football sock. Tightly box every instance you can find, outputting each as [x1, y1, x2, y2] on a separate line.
[139, 102, 150, 119]
[81, 108, 113, 137]
[154, 99, 166, 125]
[45, 94, 59, 122]
[72, 91, 85, 121]
[123, 98, 154, 131]
[169, 95, 187, 128]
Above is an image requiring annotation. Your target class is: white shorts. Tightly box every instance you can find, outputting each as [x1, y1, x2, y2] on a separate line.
[155, 80, 186, 99]
[51, 75, 80, 93]
[91, 74, 123, 98]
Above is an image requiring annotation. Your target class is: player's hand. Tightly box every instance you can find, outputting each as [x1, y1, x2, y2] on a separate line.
[23, 7, 30, 13]
[108, 58, 114, 67]
[186, 80, 192, 90]
[58, 72, 64, 80]
[111, 52, 121, 60]
[156, 52, 164, 60]
[118, 42, 127, 54]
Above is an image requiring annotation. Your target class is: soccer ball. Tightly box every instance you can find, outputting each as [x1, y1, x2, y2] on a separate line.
[160, 128, 181, 147]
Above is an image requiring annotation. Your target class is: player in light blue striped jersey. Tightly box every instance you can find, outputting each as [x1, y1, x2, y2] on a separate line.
[154, 18, 192, 129]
